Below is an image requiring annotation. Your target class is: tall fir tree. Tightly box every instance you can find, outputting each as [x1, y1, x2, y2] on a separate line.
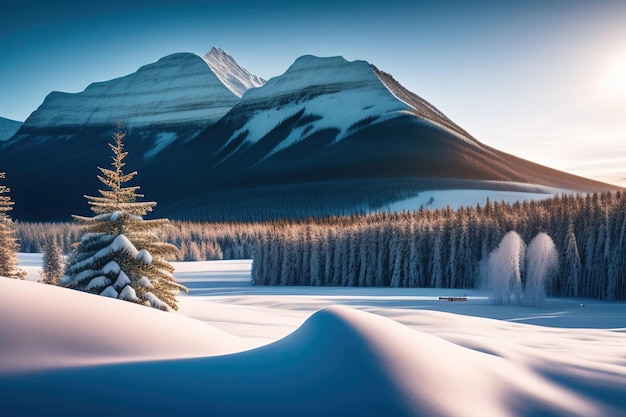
[0, 172, 26, 279]
[60, 130, 187, 311]
[39, 237, 64, 285]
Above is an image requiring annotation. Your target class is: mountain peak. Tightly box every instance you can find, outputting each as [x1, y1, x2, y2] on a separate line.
[285, 54, 370, 79]
[218, 53, 413, 157]
[291, 54, 350, 67]
[18, 52, 248, 131]
[202, 47, 265, 97]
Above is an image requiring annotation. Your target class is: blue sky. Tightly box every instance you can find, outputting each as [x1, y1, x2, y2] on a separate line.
[2, 0, 625, 186]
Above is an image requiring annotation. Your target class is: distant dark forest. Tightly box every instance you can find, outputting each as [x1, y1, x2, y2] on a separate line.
[16, 191, 626, 300]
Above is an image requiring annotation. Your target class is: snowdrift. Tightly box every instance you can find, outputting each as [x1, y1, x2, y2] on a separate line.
[0, 279, 248, 372]
[1, 277, 625, 416]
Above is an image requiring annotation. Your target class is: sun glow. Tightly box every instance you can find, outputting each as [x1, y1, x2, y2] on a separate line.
[603, 51, 626, 99]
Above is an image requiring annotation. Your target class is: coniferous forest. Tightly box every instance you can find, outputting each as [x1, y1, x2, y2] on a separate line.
[15, 191, 626, 300]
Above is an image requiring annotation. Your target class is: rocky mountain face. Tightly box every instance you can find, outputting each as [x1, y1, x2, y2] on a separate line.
[0, 49, 618, 221]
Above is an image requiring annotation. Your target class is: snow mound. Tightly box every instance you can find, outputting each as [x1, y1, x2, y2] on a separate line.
[1, 294, 623, 416]
[0, 278, 249, 373]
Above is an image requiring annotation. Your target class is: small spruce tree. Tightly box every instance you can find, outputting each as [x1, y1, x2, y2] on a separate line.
[39, 237, 64, 285]
[60, 130, 187, 310]
[0, 172, 26, 279]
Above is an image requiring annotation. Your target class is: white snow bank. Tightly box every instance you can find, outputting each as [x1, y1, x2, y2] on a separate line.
[3, 257, 626, 416]
[0, 278, 253, 374]
[1, 302, 624, 416]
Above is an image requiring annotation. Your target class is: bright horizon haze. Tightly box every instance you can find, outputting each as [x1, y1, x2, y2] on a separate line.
[2, 0, 625, 187]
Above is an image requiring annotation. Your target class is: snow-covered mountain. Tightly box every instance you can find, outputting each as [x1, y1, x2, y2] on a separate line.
[8, 47, 264, 154]
[217, 55, 472, 157]
[0, 50, 619, 221]
[0, 117, 21, 141]
[148, 54, 616, 220]
[28, 47, 264, 129]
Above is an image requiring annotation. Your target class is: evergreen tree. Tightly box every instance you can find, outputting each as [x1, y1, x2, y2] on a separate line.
[60, 130, 186, 311]
[429, 223, 444, 288]
[0, 172, 26, 279]
[39, 237, 64, 285]
[563, 220, 582, 298]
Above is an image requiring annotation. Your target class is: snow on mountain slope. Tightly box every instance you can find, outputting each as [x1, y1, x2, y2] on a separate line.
[21, 52, 243, 129]
[220, 55, 421, 158]
[0, 116, 21, 141]
[202, 47, 265, 97]
[373, 66, 475, 140]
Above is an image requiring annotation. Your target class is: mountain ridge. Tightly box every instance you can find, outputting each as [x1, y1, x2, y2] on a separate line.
[14, 52, 245, 132]
[0, 48, 620, 221]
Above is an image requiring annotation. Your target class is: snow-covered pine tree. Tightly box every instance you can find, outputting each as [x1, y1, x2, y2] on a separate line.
[39, 237, 64, 285]
[0, 172, 26, 279]
[60, 130, 187, 311]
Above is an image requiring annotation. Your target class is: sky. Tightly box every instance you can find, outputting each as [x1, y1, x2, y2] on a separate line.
[1, 0, 625, 186]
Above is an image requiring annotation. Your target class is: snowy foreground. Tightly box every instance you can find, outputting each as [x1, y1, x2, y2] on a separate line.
[2, 256, 626, 416]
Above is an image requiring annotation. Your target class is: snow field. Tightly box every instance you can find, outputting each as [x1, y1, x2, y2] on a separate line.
[381, 188, 556, 211]
[1, 255, 625, 416]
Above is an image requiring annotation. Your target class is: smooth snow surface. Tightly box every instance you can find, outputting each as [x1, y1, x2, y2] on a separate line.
[381, 189, 556, 212]
[0, 278, 249, 373]
[2, 256, 625, 417]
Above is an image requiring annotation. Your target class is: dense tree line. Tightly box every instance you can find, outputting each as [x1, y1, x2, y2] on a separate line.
[16, 220, 265, 261]
[16, 222, 82, 254]
[251, 192, 626, 300]
[14, 191, 626, 300]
